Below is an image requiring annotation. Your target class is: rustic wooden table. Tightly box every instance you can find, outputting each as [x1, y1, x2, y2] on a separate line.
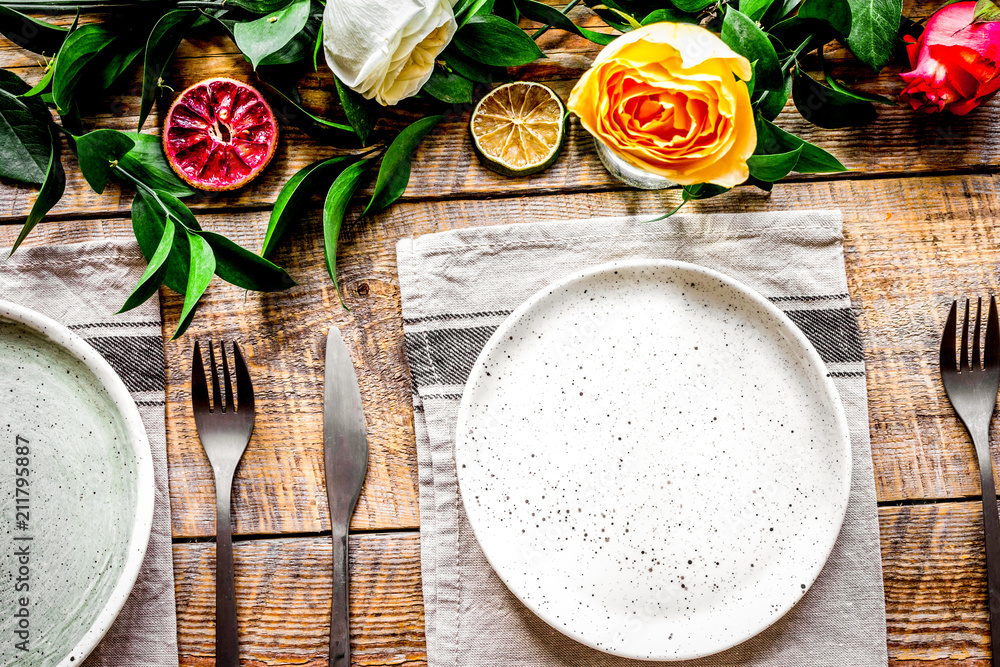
[1, 1, 999, 664]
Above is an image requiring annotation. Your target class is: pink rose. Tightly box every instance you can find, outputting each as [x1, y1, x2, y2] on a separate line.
[900, 1, 1000, 115]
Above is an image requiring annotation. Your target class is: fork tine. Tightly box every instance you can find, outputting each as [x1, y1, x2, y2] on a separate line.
[974, 297, 983, 371]
[192, 341, 210, 413]
[221, 341, 235, 413]
[941, 300, 958, 372]
[232, 342, 255, 414]
[208, 341, 223, 414]
[987, 296, 1000, 370]
[961, 299, 971, 371]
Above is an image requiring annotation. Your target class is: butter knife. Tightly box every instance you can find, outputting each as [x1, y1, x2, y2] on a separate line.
[324, 326, 369, 667]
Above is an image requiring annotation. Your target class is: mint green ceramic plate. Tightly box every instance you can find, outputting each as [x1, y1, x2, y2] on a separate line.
[0, 301, 154, 667]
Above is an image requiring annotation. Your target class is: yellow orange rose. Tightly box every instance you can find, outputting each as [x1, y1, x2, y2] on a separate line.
[568, 22, 756, 188]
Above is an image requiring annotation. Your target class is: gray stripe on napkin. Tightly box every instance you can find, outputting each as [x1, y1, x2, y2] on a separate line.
[1, 240, 178, 667]
[397, 210, 886, 666]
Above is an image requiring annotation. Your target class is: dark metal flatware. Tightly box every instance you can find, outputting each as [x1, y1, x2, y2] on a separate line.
[940, 296, 1000, 666]
[191, 341, 255, 667]
[324, 326, 369, 667]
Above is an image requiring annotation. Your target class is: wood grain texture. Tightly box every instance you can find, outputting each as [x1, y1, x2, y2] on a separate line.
[169, 503, 1000, 665]
[0, 0, 997, 224]
[4, 175, 1000, 539]
[3, 3, 997, 661]
[173, 531, 425, 667]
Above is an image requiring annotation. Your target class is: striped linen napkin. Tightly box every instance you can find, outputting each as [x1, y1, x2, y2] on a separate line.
[1, 240, 178, 667]
[396, 210, 887, 666]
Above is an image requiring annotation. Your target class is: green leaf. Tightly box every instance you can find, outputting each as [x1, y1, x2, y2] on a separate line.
[640, 8, 699, 24]
[975, 0, 1000, 22]
[820, 49, 894, 104]
[440, 46, 510, 84]
[453, 0, 478, 15]
[798, 0, 851, 36]
[312, 21, 322, 70]
[226, 0, 294, 12]
[683, 183, 731, 200]
[454, 15, 545, 67]
[845, 0, 902, 70]
[721, 7, 781, 90]
[11, 126, 64, 255]
[52, 23, 117, 113]
[75, 129, 135, 194]
[792, 69, 876, 128]
[262, 156, 353, 258]
[139, 9, 200, 131]
[259, 6, 321, 67]
[768, 0, 805, 21]
[457, 0, 495, 27]
[515, 0, 616, 44]
[334, 76, 378, 145]
[747, 146, 802, 181]
[119, 214, 175, 313]
[669, 0, 716, 11]
[747, 175, 774, 192]
[0, 6, 67, 56]
[151, 187, 202, 229]
[586, 1, 635, 31]
[233, 0, 311, 70]
[194, 230, 296, 292]
[323, 159, 372, 309]
[23, 63, 54, 98]
[258, 77, 357, 145]
[118, 132, 195, 198]
[739, 0, 776, 21]
[99, 43, 143, 91]
[754, 70, 792, 120]
[422, 67, 474, 104]
[0, 69, 52, 185]
[173, 230, 215, 339]
[364, 115, 442, 216]
[754, 115, 848, 173]
[131, 189, 191, 294]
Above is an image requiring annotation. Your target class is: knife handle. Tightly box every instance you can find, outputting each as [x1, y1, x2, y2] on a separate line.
[330, 527, 351, 667]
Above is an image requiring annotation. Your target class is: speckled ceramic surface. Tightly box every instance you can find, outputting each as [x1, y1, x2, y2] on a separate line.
[0, 301, 154, 667]
[455, 260, 852, 661]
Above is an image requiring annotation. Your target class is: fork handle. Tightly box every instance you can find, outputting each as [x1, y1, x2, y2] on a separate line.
[972, 428, 1000, 667]
[215, 471, 240, 667]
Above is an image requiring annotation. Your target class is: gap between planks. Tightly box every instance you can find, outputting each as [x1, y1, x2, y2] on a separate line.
[4, 167, 999, 228]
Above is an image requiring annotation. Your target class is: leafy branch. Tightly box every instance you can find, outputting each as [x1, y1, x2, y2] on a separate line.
[0, 0, 906, 322]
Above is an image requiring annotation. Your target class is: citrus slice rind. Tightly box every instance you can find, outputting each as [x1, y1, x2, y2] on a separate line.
[162, 77, 279, 192]
[470, 82, 566, 177]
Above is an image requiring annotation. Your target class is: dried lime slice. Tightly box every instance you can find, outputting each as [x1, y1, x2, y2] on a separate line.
[470, 82, 566, 177]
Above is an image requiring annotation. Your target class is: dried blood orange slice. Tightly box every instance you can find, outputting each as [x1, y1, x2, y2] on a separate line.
[162, 77, 278, 191]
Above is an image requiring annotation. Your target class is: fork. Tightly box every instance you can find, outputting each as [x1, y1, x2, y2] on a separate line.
[191, 341, 255, 667]
[940, 296, 1000, 665]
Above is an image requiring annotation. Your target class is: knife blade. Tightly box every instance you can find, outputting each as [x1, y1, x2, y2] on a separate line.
[324, 326, 369, 667]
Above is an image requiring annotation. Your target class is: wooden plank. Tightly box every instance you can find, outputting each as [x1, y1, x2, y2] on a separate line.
[173, 532, 425, 667]
[3, 174, 999, 536]
[170, 503, 1000, 665]
[0, 0, 997, 223]
[883, 501, 994, 664]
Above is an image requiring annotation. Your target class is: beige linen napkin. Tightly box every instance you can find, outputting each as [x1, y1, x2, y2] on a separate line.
[396, 210, 886, 666]
[0, 240, 178, 666]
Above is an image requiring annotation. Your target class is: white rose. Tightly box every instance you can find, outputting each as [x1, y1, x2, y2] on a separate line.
[323, 0, 458, 106]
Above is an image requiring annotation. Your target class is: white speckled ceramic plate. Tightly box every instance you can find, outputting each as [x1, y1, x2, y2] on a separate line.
[455, 260, 852, 661]
[0, 301, 154, 667]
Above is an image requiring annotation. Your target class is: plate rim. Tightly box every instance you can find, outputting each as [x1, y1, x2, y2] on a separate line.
[0, 299, 156, 667]
[454, 258, 853, 661]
